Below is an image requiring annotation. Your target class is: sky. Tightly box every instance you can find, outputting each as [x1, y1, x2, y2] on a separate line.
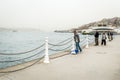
[0, 0, 120, 31]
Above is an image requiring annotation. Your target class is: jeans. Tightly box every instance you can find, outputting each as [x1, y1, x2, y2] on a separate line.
[75, 42, 82, 52]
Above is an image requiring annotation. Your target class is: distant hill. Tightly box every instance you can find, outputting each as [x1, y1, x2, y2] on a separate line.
[70, 17, 120, 31]
[0, 27, 12, 31]
[0, 27, 42, 32]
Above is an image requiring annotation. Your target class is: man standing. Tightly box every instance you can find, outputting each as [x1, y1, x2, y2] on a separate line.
[74, 30, 82, 53]
[107, 31, 111, 41]
[110, 31, 113, 41]
[94, 31, 99, 46]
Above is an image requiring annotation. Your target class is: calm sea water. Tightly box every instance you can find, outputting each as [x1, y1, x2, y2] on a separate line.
[0, 30, 71, 53]
[0, 30, 88, 69]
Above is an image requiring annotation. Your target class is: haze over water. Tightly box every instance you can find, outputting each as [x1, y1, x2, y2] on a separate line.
[0, 0, 120, 31]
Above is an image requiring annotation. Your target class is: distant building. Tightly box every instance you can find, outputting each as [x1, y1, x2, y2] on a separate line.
[81, 26, 119, 34]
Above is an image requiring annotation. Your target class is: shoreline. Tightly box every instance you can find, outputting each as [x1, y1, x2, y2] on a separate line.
[0, 40, 95, 72]
[0, 51, 70, 73]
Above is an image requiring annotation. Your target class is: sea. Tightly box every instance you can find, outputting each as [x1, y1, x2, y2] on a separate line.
[0, 30, 92, 69]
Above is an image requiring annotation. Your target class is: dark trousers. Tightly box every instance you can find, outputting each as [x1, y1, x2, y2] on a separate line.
[101, 39, 106, 45]
[111, 35, 113, 40]
[95, 38, 99, 45]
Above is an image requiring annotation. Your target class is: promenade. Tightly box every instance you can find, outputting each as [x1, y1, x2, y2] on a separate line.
[0, 36, 120, 80]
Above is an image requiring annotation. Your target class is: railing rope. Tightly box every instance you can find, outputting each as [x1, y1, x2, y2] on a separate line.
[0, 49, 45, 62]
[48, 39, 72, 46]
[49, 44, 72, 51]
[0, 43, 45, 55]
[44, 37, 50, 63]
[0, 56, 44, 73]
[71, 36, 76, 54]
[0, 34, 97, 73]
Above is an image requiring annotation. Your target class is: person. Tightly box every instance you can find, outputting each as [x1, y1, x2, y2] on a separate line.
[107, 31, 111, 41]
[74, 30, 82, 54]
[101, 32, 107, 46]
[110, 31, 113, 41]
[94, 31, 99, 46]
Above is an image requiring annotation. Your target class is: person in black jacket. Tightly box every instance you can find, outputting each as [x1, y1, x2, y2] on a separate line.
[110, 31, 113, 41]
[94, 31, 99, 46]
[107, 31, 111, 41]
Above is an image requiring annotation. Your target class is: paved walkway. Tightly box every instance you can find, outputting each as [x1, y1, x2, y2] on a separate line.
[0, 36, 120, 80]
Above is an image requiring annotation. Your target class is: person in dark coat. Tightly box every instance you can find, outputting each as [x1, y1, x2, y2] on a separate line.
[110, 31, 113, 40]
[107, 31, 111, 41]
[94, 31, 99, 46]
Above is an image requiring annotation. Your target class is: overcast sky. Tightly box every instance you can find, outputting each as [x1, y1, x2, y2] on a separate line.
[0, 0, 120, 31]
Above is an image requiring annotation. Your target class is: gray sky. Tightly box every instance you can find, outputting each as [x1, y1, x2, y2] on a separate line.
[0, 0, 120, 31]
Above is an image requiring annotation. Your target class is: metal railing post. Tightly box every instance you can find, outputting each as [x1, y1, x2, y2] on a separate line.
[44, 37, 50, 63]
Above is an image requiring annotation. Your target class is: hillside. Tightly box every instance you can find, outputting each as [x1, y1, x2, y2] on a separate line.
[71, 17, 120, 31]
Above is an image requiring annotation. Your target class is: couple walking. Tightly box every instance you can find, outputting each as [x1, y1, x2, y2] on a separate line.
[94, 31, 107, 46]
